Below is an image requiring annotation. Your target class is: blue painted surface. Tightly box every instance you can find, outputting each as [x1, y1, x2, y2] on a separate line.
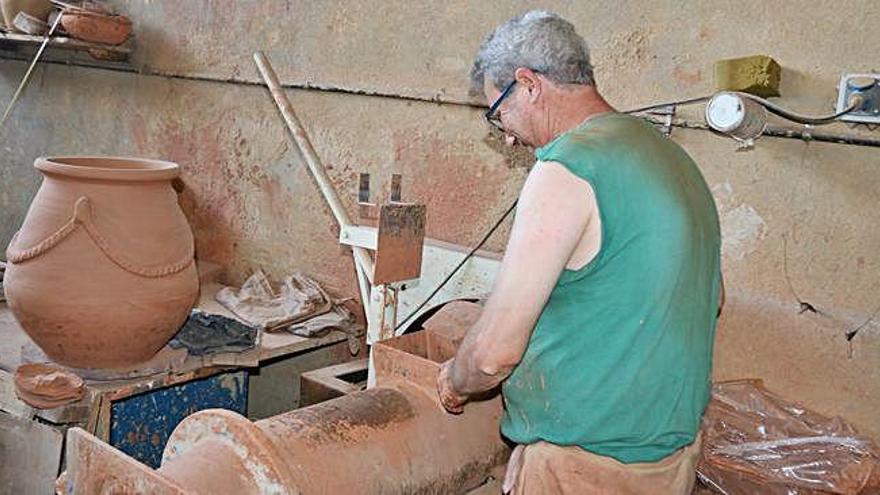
[109, 370, 248, 468]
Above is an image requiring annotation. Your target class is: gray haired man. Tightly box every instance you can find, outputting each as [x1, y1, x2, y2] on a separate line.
[436, 11, 723, 494]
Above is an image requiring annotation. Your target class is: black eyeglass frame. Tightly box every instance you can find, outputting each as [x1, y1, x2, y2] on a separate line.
[484, 79, 517, 131]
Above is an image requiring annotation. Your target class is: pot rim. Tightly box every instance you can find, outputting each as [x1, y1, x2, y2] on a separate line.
[36, 156, 180, 182]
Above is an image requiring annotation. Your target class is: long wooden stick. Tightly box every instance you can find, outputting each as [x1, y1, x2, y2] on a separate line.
[0, 13, 63, 130]
[252, 51, 375, 279]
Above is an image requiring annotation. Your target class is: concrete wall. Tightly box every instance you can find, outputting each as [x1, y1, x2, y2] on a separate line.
[1, 1, 878, 439]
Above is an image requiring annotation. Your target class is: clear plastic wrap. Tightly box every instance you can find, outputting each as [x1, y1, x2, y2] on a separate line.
[698, 379, 880, 494]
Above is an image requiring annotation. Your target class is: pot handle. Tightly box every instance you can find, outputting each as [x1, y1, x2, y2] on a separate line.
[6, 196, 194, 278]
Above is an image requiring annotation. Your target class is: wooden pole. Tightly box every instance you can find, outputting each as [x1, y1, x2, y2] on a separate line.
[253, 51, 375, 279]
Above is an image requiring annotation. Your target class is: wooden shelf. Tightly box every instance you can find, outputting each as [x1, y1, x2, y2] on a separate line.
[0, 30, 132, 68]
[0, 284, 361, 425]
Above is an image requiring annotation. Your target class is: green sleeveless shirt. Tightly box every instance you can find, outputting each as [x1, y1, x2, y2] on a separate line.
[500, 113, 721, 463]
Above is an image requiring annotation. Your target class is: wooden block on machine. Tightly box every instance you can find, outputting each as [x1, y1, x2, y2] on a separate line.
[373, 202, 427, 285]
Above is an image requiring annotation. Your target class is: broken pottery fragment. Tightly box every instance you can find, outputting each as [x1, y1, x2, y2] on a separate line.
[4, 157, 199, 369]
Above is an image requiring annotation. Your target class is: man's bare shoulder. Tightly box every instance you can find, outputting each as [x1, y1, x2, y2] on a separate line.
[525, 160, 596, 203]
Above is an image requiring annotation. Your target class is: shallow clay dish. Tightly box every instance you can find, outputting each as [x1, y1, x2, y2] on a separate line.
[14, 362, 85, 408]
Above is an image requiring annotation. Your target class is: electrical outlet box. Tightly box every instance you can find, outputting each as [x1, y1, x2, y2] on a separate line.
[836, 73, 880, 124]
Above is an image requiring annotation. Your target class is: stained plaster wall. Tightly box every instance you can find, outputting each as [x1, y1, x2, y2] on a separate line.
[0, 1, 877, 439]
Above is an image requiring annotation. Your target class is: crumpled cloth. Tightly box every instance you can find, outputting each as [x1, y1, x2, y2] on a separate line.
[169, 310, 258, 356]
[216, 270, 333, 331]
[289, 304, 356, 338]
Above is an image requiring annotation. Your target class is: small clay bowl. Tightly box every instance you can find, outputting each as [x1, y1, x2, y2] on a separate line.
[14, 363, 85, 409]
[60, 10, 131, 45]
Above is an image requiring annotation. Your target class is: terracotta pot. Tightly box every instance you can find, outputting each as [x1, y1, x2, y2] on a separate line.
[4, 157, 199, 369]
[60, 10, 131, 45]
[0, 0, 51, 31]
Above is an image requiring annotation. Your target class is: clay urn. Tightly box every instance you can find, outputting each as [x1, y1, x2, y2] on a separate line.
[60, 10, 132, 45]
[0, 0, 51, 31]
[4, 157, 199, 369]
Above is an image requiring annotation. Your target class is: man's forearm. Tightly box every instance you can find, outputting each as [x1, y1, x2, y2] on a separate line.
[450, 353, 511, 396]
[448, 318, 515, 396]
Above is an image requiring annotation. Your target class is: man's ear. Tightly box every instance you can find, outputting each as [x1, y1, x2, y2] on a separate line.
[514, 67, 542, 103]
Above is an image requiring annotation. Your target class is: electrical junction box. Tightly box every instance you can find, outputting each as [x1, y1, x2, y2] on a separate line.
[836, 73, 880, 124]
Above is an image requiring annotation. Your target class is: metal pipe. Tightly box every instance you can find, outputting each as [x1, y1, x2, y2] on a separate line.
[252, 51, 376, 279]
[3, 49, 876, 150]
[639, 114, 880, 148]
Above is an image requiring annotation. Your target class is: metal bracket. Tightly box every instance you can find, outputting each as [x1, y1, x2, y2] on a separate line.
[648, 104, 677, 137]
[358, 173, 405, 225]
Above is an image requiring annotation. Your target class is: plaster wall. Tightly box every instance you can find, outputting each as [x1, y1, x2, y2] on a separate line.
[1, 1, 877, 439]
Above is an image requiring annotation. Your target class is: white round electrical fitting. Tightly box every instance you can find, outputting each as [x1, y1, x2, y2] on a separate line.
[705, 92, 767, 142]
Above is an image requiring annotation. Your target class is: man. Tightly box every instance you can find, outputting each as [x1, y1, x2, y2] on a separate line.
[436, 11, 723, 494]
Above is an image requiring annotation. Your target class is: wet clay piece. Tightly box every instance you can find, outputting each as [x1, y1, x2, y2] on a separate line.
[14, 362, 85, 409]
[3, 157, 199, 369]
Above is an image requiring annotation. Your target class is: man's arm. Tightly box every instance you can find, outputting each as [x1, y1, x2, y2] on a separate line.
[439, 161, 597, 410]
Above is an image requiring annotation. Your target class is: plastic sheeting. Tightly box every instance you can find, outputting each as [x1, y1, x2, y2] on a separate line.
[698, 379, 880, 494]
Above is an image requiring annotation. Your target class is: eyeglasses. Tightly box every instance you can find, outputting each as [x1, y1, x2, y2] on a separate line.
[484, 80, 517, 132]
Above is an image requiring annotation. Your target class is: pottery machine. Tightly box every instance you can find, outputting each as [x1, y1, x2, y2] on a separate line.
[60, 303, 509, 494]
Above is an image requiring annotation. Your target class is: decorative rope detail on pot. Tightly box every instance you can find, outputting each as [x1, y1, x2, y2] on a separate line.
[6, 196, 194, 278]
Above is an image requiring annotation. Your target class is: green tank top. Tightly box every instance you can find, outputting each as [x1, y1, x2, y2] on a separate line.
[500, 113, 721, 463]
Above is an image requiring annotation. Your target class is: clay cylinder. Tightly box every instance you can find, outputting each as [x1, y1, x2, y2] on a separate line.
[159, 383, 508, 494]
[4, 157, 198, 369]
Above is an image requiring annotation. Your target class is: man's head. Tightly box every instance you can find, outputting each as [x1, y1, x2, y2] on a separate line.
[471, 11, 598, 148]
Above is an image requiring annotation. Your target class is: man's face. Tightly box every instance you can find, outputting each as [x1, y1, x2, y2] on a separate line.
[483, 79, 534, 148]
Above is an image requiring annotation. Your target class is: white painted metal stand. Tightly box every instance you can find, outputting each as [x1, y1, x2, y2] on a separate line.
[253, 52, 501, 384]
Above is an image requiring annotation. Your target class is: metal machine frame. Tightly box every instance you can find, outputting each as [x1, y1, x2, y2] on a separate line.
[253, 53, 500, 349]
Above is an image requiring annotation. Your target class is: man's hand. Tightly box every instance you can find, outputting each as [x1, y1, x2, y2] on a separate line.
[437, 359, 468, 414]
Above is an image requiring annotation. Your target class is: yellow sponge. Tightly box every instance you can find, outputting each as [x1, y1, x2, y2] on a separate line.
[714, 55, 781, 97]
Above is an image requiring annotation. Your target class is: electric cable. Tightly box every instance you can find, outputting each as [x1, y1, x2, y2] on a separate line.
[739, 92, 864, 125]
[394, 199, 518, 331]
[626, 93, 865, 125]
[624, 95, 712, 114]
